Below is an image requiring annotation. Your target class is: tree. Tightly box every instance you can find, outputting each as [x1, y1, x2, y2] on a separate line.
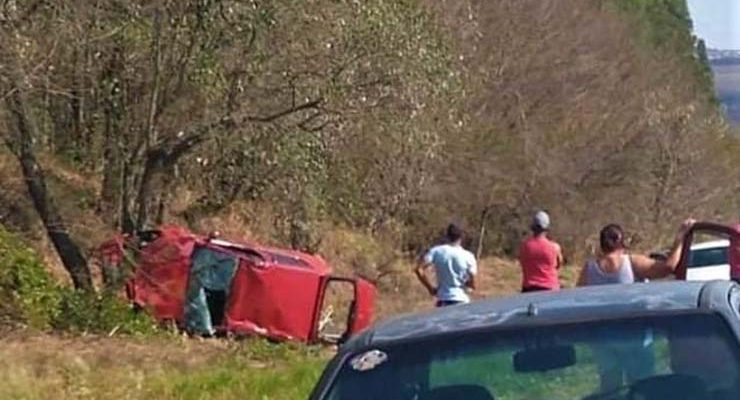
[1, 3, 93, 290]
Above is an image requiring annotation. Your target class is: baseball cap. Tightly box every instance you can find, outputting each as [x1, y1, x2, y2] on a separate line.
[532, 211, 550, 230]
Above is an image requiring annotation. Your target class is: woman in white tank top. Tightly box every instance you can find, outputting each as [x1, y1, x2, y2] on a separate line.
[577, 219, 695, 393]
[577, 219, 695, 286]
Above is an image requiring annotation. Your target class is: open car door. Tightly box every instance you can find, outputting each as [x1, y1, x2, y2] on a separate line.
[316, 277, 376, 344]
[676, 222, 740, 281]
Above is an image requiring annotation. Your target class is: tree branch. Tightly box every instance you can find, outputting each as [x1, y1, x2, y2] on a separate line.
[247, 97, 323, 123]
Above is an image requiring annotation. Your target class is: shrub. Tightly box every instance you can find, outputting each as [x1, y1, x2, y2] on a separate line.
[0, 226, 62, 329]
[52, 289, 159, 336]
[1, 225, 158, 335]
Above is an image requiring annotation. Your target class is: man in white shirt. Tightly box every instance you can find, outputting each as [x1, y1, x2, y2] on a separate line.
[415, 224, 478, 307]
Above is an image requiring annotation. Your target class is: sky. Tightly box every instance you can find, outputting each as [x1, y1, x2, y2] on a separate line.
[687, 0, 740, 50]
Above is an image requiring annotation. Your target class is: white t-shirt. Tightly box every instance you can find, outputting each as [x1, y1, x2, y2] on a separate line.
[423, 244, 477, 302]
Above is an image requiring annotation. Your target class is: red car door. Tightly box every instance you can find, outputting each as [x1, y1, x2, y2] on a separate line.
[316, 277, 376, 343]
[348, 278, 376, 336]
[224, 256, 324, 342]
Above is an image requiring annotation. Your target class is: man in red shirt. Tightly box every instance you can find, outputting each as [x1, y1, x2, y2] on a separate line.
[518, 211, 564, 292]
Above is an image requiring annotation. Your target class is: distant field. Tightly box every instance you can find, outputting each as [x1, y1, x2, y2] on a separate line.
[711, 63, 740, 124]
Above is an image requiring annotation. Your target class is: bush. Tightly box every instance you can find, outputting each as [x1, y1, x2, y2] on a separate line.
[0, 226, 62, 329]
[52, 289, 159, 336]
[0, 225, 158, 335]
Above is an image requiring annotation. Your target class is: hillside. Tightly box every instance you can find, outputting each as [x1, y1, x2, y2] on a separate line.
[2, 0, 738, 315]
[0, 1, 735, 311]
[1, 1, 739, 398]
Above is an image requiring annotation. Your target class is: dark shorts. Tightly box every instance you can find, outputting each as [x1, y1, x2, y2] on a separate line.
[522, 285, 554, 293]
[436, 300, 465, 307]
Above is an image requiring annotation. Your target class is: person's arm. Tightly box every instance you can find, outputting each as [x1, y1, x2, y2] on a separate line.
[466, 273, 477, 291]
[554, 242, 564, 270]
[632, 219, 695, 280]
[465, 255, 478, 291]
[414, 262, 437, 296]
[415, 250, 437, 296]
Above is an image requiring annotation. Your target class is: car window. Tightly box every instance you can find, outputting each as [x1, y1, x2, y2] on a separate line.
[689, 246, 729, 268]
[324, 313, 740, 400]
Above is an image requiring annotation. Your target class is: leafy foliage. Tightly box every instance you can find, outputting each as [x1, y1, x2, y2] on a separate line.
[0, 226, 61, 329]
[609, 0, 716, 98]
[0, 225, 157, 334]
[52, 289, 159, 335]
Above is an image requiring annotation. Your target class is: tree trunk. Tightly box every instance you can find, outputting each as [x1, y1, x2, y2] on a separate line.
[99, 75, 124, 227]
[5, 80, 94, 292]
[476, 206, 491, 260]
[99, 112, 122, 227]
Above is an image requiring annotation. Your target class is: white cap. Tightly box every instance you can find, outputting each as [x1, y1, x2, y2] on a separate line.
[532, 211, 550, 230]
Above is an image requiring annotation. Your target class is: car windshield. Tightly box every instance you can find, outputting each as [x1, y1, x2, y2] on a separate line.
[323, 313, 740, 400]
[689, 246, 729, 268]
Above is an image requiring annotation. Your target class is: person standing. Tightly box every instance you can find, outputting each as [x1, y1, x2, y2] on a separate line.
[415, 224, 477, 307]
[576, 219, 695, 287]
[518, 211, 564, 292]
[576, 219, 695, 393]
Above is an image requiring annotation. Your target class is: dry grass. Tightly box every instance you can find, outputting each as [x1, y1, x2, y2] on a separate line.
[0, 332, 329, 400]
[372, 256, 582, 321]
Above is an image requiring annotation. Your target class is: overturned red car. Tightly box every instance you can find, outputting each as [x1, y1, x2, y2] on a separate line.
[96, 225, 375, 343]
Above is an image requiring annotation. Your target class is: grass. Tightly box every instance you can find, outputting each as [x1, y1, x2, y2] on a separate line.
[430, 347, 600, 400]
[0, 333, 329, 400]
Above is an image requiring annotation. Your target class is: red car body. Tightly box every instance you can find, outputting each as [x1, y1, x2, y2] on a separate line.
[96, 225, 375, 343]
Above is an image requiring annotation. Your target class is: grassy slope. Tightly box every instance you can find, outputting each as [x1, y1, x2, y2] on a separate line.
[0, 334, 328, 400]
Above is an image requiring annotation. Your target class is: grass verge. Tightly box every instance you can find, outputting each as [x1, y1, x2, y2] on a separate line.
[0, 333, 328, 400]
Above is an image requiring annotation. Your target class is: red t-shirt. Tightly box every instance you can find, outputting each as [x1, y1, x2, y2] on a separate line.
[518, 236, 561, 290]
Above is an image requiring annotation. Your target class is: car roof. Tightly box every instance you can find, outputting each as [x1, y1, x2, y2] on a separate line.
[355, 281, 731, 347]
[691, 239, 730, 251]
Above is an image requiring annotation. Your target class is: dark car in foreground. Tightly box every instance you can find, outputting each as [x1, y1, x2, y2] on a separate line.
[310, 281, 740, 400]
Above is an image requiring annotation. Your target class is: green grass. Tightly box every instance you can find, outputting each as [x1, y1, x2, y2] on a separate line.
[150, 359, 324, 399]
[429, 338, 674, 400]
[0, 334, 329, 400]
[430, 346, 600, 400]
